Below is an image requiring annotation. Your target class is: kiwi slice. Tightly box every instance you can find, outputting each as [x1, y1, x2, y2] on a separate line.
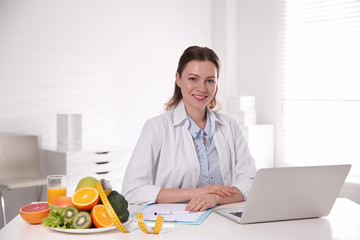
[62, 206, 78, 223]
[72, 211, 92, 229]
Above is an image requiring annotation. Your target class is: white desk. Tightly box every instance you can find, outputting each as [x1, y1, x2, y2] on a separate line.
[1, 198, 359, 240]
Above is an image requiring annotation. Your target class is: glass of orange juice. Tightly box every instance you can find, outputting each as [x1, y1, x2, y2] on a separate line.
[47, 175, 67, 203]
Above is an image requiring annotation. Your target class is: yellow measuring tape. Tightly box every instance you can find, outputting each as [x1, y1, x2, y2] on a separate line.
[136, 212, 164, 234]
[96, 180, 164, 234]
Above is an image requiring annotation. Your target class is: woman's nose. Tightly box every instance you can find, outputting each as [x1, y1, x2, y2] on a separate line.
[195, 80, 207, 92]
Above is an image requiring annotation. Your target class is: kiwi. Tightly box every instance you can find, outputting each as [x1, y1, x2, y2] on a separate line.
[72, 211, 92, 229]
[62, 206, 78, 223]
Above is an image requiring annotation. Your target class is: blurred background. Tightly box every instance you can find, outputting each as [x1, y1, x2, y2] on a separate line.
[0, 0, 280, 152]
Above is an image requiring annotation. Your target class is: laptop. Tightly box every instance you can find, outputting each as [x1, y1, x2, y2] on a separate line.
[214, 164, 351, 224]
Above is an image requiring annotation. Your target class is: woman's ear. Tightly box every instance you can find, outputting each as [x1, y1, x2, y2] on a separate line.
[175, 72, 181, 88]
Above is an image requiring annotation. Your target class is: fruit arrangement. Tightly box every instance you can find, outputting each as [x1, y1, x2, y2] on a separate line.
[31, 176, 128, 230]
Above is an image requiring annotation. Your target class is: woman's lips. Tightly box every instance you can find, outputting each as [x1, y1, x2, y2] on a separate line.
[192, 94, 207, 101]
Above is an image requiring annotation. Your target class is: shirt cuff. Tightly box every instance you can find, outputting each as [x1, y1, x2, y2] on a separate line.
[233, 186, 248, 201]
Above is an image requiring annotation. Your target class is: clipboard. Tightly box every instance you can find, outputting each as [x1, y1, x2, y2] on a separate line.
[136, 203, 213, 225]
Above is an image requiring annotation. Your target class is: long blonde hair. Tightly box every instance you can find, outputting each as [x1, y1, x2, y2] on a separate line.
[165, 46, 222, 111]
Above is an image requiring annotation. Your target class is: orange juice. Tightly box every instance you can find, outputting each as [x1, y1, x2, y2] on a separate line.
[47, 186, 67, 203]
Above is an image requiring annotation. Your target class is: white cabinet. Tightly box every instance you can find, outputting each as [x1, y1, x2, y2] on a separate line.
[41, 147, 133, 196]
[240, 125, 274, 170]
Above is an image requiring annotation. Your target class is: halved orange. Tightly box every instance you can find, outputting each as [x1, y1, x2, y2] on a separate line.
[72, 187, 99, 211]
[19, 202, 50, 224]
[91, 204, 114, 228]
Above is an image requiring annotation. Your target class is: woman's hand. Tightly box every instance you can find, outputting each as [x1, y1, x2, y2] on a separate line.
[185, 193, 218, 212]
[185, 186, 244, 212]
[185, 185, 236, 212]
[199, 184, 236, 197]
[156, 186, 243, 210]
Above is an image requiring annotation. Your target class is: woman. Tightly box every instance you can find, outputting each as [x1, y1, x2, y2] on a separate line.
[121, 46, 256, 212]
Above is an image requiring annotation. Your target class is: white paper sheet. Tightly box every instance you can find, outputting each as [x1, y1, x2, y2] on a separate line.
[140, 203, 204, 222]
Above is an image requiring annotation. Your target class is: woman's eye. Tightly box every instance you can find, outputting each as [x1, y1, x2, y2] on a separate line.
[189, 77, 197, 81]
[207, 79, 215, 83]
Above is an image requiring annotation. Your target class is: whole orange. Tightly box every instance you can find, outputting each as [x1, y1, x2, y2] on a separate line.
[52, 196, 74, 207]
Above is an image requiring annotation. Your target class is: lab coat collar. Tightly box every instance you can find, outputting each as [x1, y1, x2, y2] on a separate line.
[173, 100, 225, 129]
[173, 100, 188, 127]
[206, 106, 224, 128]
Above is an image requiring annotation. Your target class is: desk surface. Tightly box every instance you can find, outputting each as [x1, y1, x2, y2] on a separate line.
[1, 198, 359, 240]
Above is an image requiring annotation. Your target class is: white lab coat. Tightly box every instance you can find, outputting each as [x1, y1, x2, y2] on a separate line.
[121, 100, 256, 205]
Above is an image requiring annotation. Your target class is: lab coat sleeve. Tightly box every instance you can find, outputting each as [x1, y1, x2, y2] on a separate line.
[233, 121, 257, 199]
[121, 118, 162, 205]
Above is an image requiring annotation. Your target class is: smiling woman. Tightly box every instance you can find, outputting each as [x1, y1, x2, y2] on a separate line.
[166, 46, 221, 112]
[175, 60, 218, 129]
[121, 46, 256, 212]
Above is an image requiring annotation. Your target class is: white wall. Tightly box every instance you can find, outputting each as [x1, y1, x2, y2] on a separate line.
[237, 0, 281, 163]
[0, 0, 213, 149]
[0, 0, 281, 150]
[214, 0, 281, 165]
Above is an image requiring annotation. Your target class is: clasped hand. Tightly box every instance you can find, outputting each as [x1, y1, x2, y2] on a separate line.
[185, 184, 236, 212]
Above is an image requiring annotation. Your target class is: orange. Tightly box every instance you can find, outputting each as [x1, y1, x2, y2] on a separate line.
[19, 203, 50, 224]
[72, 187, 99, 211]
[52, 196, 74, 208]
[91, 204, 114, 228]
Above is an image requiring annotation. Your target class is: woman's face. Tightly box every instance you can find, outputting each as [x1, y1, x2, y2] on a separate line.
[176, 60, 218, 115]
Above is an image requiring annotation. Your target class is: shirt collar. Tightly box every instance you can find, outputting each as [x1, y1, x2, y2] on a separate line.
[187, 111, 212, 140]
[172, 99, 225, 129]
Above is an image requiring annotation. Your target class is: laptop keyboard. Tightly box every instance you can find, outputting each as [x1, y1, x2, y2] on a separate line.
[230, 211, 243, 218]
